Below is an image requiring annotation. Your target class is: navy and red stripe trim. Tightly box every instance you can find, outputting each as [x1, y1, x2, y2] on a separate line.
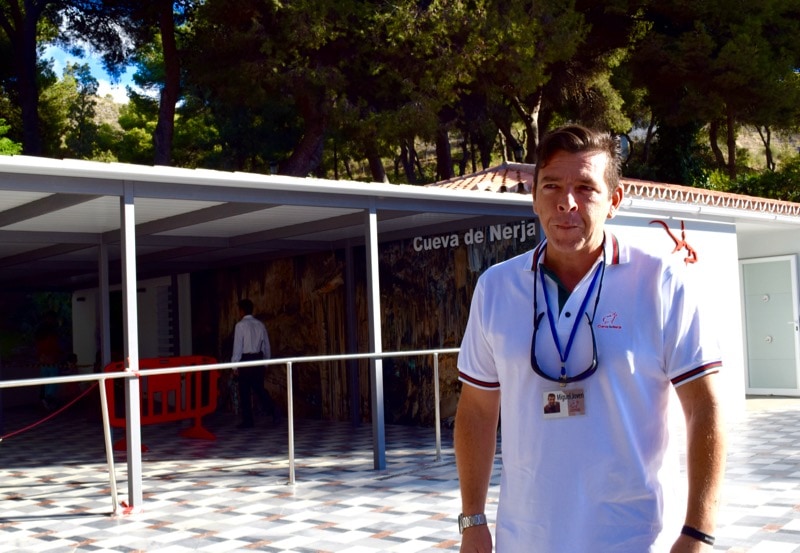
[459, 371, 501, 389]
[671, 361, 722, 386]
[609, 233, 620, 265]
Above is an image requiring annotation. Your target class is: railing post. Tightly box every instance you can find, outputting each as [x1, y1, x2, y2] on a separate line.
[286, 361, 295, 485]
[433, 352, 442, 462]
[98, 377, 119, 514]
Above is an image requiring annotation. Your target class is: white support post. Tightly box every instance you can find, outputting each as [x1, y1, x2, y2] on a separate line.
[365, 204, 386, 470]
[120, 182, 143, 511]
[98, 243, 111, 368]
[434, 352, 442, 462]
[98, 376, 119, 514]
[287, 361, 295, 484]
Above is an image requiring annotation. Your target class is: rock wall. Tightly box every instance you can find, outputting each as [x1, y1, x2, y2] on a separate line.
[192, 227, 536, 426]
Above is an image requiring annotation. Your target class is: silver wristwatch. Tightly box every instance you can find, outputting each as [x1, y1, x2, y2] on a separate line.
[458, 513, 487, 534]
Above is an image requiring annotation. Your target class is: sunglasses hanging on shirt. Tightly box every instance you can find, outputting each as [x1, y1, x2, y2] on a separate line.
[530, 244, 606, 386]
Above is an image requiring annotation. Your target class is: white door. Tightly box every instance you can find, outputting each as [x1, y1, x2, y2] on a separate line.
[740, 255, 800, 396]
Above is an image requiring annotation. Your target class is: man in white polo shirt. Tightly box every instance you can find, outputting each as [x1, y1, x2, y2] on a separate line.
[455, 125, 726, 552]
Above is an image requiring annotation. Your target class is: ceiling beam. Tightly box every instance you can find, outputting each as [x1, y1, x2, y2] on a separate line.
[0, 193, 101, 228]
[135, 201, 278, 235]
[230, 210, 410, 247]
[100, 201, 279, 243]
[0, 243, 96, 268]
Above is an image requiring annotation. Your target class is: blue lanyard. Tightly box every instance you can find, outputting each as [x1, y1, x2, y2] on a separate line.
[535, 245, 605, 381]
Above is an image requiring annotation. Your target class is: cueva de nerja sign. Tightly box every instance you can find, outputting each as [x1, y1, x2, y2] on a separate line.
[412, 220, 537, 251]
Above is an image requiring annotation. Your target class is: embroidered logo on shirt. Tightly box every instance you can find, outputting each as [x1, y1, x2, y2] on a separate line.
[597, 311, 622, 329]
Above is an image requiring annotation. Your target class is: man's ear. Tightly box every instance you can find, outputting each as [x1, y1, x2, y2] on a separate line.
[607, 185, 624, 219]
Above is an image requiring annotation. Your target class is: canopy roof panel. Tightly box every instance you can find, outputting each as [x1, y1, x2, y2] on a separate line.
[0, 156, 535, 291]
[3, 156, 800, 292]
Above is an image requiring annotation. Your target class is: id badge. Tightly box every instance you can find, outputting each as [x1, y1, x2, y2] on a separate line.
[542, 388, 586, 419]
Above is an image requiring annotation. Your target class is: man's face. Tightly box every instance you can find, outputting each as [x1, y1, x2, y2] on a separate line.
[548, 394, 556, 405]
[533, 150, 622, 258]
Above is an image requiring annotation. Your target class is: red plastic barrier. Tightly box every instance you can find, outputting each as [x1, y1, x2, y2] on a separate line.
[104, 356, 219, 451]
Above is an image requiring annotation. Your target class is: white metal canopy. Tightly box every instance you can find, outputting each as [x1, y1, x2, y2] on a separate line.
[0, 155, 538, 510]
[0, 156, 536, 291]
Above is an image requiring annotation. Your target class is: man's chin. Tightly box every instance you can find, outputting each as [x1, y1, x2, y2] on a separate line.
[547, 234, 586, 251]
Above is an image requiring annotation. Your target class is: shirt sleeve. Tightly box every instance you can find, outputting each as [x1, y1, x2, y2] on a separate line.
[231, 322, 243, 362]
[457, 275, 501, 390]
[662, 263, 722, 386]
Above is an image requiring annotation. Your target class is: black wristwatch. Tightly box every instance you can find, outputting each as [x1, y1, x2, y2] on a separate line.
[458, 513, 487, 534]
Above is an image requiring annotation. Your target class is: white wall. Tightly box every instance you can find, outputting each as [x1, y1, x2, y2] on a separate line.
[609, 214, 747, 419]
[72, 275, 193, 369]
[71, 291, 98, 372]
[737, 225, 800, 261]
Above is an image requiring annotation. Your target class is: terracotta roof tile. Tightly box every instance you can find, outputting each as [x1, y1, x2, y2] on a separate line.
[430, 163, 533, 194]
[428, 163, 800, 218]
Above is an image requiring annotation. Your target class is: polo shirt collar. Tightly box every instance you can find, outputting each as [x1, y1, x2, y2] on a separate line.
[531, 231, 625, 272]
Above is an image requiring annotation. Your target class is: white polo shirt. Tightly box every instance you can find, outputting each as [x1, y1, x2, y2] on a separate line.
[232, 315, 271, 362]
[458, 233, 721, 552]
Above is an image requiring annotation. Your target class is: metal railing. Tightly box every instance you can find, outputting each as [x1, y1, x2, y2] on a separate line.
[0, 347, 460, 513]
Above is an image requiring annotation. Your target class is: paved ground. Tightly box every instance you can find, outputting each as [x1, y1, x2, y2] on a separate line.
[1, 396, 799, 552]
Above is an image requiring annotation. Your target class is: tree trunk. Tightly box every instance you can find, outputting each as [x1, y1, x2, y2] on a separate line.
[458, 132, 469, 176]
[398, 140, 416, 184]
[153, 0, 180, 166]
[641, 115, 656, 164]
[15, 3, 43, 155]
[526, 93, 542, 164]
[332, 141, 339, 180]
[365, 140, 388, 183]
[435, 126, 454, 181]
[726, 109, 737, 179]
[756, 125, 775, 171]
[283, 86, 329, 177]
[495, 124, 513, 163]
[283, 119, 326, 176]
[509, 89, 542, 164]
[477, 131, 492, 169]
[708, 120, 726, 169]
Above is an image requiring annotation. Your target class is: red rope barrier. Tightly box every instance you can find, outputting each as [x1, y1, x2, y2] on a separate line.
[0, 382, 99, 442]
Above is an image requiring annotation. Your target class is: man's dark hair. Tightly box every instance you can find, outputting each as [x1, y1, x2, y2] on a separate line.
[533, 125, 622, 196]
[238, 298, 254, 315]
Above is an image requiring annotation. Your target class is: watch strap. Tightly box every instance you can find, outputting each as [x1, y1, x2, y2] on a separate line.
[458, 513, 487, 534]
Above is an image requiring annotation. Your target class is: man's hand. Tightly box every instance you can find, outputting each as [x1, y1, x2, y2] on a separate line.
[460, 524, 493, 553]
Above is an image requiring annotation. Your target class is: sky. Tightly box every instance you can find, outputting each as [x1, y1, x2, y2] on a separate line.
[42, 44, 135, 104]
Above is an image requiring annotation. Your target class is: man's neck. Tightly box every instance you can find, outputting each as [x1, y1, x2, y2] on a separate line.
[541, 243, 604, 292]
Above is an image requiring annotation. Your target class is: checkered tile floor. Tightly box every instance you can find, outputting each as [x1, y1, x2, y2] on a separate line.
[1, 397, 799, 552]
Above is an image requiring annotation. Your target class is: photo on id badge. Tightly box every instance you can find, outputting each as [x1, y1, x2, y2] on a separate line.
[542, 389, 586, 418]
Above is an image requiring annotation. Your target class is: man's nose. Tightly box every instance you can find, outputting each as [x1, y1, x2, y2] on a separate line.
[557, 191, 578, 211]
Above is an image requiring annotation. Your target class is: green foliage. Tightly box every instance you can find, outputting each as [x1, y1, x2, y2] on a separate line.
[3, 0, 800, 191]
[625, 123, 714, 186]
[38, 63, 75, 157]
[726, 156, 800, 202]
[115, 97, 156, 164]
[0, 118, 22, 154]
[630, 0, 800, 178]
[62, 62, 100, 158]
